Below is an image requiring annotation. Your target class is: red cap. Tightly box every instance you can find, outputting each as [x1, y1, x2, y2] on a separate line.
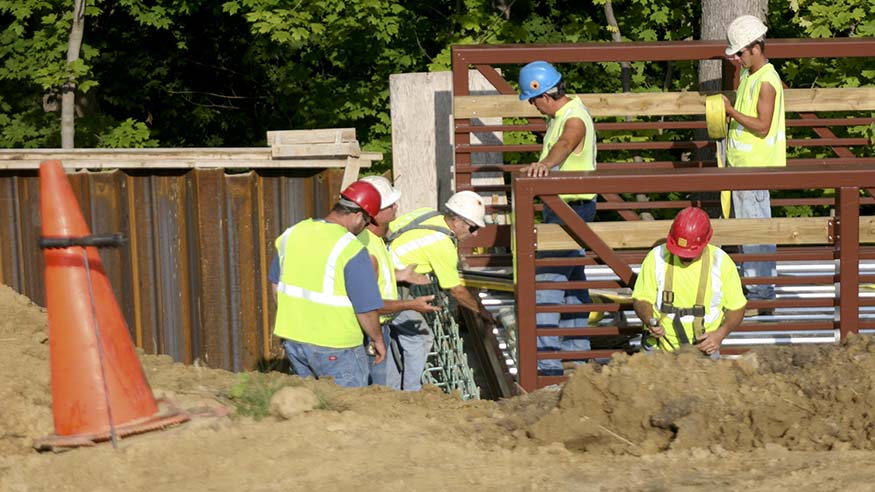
[340, 180, 381, 218]
[666, 207, 713, 259]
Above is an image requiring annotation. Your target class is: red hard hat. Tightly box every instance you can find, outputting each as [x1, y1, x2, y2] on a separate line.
[340, 180, 381, 218]
[666, 207, 713, 259]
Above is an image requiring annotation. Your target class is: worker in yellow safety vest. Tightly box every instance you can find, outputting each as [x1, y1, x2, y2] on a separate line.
[722, 14, 785, 315]
[356, 176, 440, 386]
[516, 60, 599, 376]
[385, 190, 494, 391]
[632, 207, 747, 356]
[272, 180, 386, 387]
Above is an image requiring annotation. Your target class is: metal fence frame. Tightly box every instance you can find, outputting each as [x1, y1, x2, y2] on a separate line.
[513, 165, 875, 391]
[451, 38, 875, 267]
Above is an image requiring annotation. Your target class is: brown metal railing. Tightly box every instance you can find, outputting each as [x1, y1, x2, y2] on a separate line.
[513, 165, 874, 392]
[451, 39, 875, 267]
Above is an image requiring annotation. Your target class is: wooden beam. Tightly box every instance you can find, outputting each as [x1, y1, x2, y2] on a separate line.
[271, 142, 361, 159]
[454, 87, 875, 119]
[0, 148, 381, 170]
[266, 128, 356, 145]
[536, 216, 875, 251]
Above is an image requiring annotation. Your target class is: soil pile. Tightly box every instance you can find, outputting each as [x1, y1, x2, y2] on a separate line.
[530, 341, 875, 454]
[3, 283, 875, 492]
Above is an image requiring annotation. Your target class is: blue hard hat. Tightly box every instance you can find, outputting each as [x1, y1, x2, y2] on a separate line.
[518, 61, 562, 101]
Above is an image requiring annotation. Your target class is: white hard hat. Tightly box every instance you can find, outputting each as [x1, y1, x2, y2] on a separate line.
[445, 190, 486, 228]
[725, 15, 768, 56]
[359, 175, 401, 209]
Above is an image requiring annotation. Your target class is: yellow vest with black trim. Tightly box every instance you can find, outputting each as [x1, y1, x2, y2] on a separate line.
[727, 63, 786, 168]
[274, 218, 364, 348]
[541, 96, 598, 201]
[358, 228, 397, 324]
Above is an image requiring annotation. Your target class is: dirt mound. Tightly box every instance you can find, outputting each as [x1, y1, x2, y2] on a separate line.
[4, 282, 875, 491]
[529, 340, 875, 454]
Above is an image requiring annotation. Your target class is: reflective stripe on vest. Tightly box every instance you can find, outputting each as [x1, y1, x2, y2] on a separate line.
[276, 282, 352, 307]
[390, 232, 447, 269]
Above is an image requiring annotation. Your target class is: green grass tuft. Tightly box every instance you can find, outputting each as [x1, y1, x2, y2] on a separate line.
[224, 372, 296, 419]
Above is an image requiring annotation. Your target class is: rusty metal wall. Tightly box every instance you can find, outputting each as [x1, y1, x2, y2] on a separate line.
[0, 167, 343, 371]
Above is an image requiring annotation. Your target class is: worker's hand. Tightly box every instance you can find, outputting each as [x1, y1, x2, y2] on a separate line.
[397, 264, 431, 285]
[520, 162, 551, 177]
[478, 306, 495, 325]
[695, 330, 724, 356]
[648, 317, 666, 338]
[411, 295, 441, 314]
[371, 339, 386, 364]
[722, 94, 733, 116]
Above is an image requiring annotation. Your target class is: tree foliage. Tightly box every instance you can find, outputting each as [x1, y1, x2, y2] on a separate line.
[0, 0, 870, 167]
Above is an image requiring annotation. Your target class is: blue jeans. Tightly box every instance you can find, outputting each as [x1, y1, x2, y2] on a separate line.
[536, 199, 596, 374]
[282, 339, 369, 388]
[367, 324, 393, 386]
[385, 309, 434, 391]
[732, 190, 776, 300]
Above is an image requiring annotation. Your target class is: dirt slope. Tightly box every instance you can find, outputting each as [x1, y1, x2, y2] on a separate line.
[2, 283, 875, 492]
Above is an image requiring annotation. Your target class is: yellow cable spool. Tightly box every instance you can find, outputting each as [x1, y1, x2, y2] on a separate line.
[705, 94, 727, 139]
[705, 94, 732, 218]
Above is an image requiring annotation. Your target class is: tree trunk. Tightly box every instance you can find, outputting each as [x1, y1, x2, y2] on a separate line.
[61, 0, 86, 149]
[698, 0, 767, 93]
[603, 0, 630, 93]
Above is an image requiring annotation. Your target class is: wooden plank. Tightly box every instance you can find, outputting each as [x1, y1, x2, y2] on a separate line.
[341, 157, 361, 190]
[271, 142, 361, 159]
[0, 147, 380, 169]
[266, 128, 356, 145]
[454, 87, 875, 119]
[536, 216, 875, 251]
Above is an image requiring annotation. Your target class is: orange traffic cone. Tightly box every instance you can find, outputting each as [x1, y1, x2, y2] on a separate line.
[33, 160, 188, 451]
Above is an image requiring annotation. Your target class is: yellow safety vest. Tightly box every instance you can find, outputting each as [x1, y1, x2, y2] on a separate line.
[358, 228, 398, 324]
[727, 63, 786, 168]
[541, 96, 598, 201]
[273, 219, 364, 348]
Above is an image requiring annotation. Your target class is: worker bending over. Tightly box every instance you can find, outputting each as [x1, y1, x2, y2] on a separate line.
[356, 176, 440, 386]
[386, 190, 494, 391]
[272, 180, 385, 387]
[632, 207, 747, 356]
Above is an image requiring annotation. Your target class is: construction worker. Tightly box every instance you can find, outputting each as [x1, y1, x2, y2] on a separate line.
[356, 175, 440, 386]
[272, 180, 386, 388]
[632, 207, 747, 356]
[385, 190, 494, 391]
[517, 60, 598, 375]
[722, 15, 785, 315]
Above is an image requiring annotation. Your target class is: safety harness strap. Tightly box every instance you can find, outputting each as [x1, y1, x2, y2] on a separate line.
[385, 210, 453, 245]
[659, 249, 711, 345]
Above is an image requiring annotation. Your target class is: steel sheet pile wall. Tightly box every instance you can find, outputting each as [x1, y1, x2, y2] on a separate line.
[0, 167, 342, 371]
